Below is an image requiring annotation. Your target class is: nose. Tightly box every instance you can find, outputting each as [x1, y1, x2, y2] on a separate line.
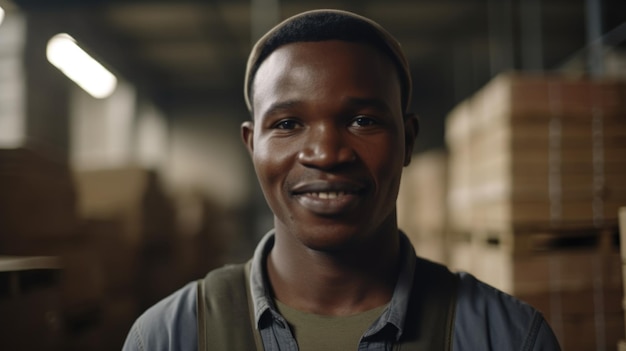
[297, 124, 356, 169]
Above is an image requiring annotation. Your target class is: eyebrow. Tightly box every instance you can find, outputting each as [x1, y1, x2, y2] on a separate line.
[261, 100, 302, 119]
[259, 96, 394, 120]
[342, 97, 393, 114]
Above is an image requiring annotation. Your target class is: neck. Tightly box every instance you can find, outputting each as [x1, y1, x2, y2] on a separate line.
[267, 222, 401, 316]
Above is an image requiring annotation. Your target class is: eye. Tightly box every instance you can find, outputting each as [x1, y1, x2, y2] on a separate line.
[350, 116, 377, 127]
[274, 119, 299, 130]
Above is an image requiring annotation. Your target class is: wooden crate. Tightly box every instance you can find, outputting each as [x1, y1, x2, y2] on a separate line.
[74, 167, 176, 248]
[450, 225, 624, 351]
[451, 226, 621, 292]
[397, 151, 449, 264]
[519, 288, 623, 318]
[412, 235, 447, 265]
[450, 237, 621, 294]
[555, 312, 624, 351]
[81, 219, 139, 297]
[398, 151, 448, 234]
[470, 113, 626, 230]
[520, 288, 624, 351]
[0, 148, 80, 245]
[445, 73, 626, 234]
[445, 99, 474, 233]
[470, 73, 625, 122]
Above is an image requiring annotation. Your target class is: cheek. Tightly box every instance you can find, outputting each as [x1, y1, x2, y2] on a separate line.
[360, 135, 405, 173]
[252, 150, 282, 213]
[361, 135, 405, 207]
[252, 138, 294, 188]
[252, 139, 299, 218]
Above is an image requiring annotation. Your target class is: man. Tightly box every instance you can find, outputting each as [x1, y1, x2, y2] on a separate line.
[123, 9, 560, 350]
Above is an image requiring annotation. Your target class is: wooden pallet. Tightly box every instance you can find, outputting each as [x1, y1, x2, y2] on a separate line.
[448, 223, 625, 350]
[449, 223, 621, 292]
[463, 221, 618, 254]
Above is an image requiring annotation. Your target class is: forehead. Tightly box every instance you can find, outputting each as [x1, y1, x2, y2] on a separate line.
[251, 40, 402, 117]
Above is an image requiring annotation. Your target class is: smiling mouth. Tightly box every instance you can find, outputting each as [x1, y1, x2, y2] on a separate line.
[292, 184, 364, 215]
[290, 179, 365, 196]
[302, 191, 354, 199]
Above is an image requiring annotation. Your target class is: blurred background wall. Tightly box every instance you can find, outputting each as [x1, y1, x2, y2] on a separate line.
[0, 0, 625, 350]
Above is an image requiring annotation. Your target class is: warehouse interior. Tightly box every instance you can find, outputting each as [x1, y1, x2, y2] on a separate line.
[0, 0, 625, 349]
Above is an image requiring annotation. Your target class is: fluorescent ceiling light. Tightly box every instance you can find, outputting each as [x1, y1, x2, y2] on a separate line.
[46, 33, 117, 99]
[0, 6, 5, 26]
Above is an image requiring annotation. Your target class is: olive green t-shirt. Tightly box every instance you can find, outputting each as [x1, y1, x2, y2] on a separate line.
[275, 300, 388, 351]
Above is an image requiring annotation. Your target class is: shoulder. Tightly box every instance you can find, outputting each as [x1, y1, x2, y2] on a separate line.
[453, 272, 561, 351]
[122, 281, 198, 351]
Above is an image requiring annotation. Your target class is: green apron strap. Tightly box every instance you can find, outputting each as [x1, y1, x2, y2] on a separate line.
[196, 278, 207, 350]
[196, 262, 262, 351]
[395, 257, 459, 351]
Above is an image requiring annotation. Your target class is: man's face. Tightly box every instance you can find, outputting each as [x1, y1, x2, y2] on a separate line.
[242, 40, 417, 251]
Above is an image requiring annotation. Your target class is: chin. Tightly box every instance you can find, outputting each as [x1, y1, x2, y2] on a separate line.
[295, 225, 371, 253]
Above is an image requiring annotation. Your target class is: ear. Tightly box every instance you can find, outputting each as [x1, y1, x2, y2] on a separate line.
[402, 113, 419, 166]
[241, 120, 255, 154]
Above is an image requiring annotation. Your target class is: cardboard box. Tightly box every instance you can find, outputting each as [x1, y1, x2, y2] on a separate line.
[398, 150, 448, 237]
[0, 148, 80, 244]
[449, 226, 621, 293]
[74, 167, 176, 247]
[554, 312, 624, 351]
[446, 74, 626, 233]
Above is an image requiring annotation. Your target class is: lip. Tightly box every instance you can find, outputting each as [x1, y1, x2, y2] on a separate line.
[290, 180, 366, 215]
[291, 180, 365, 194]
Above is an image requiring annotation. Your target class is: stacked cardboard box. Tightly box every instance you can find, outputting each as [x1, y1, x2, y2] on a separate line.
[446, 73, 626, 243]
[74, 167, 180, 312]
[172, 189, 226, 281]
[0, 148, 80, 245]
[397, 151, 448, 264]
[469, 73, 625, 232]
[445, 100, 474, 237]
[65, 169, 182, 350]
[445, 73, 626, 350]
[0, 147, 106, 326]
[497, 239, 622, 351]
[74, 167, 176, 248]
[68, 168, 236, 349]
[0, 149, 156, 349]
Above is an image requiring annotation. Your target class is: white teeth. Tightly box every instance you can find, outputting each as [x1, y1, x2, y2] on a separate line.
[309, 191, 345, 199]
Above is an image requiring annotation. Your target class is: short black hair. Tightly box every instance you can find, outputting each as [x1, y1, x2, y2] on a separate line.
[244, 10, 412, 114]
